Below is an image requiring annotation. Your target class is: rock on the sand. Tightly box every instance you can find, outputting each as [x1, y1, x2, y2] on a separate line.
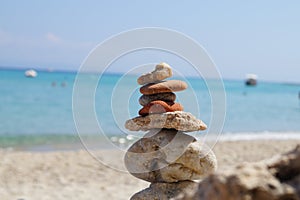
[125, 129, 217, 183]
[137, 62, 172, 85]
[139, 92, 176, 106]
[125, 111, 207, 132]
[136, 145, 300, 200]
[140, 80, 188, 95]
[194, 162, 296, 200]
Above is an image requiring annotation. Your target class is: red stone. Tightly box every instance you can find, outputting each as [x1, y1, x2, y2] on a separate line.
[139, 100, 184, 116]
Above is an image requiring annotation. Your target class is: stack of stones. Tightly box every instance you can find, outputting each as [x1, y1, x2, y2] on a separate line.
[124, 63, 217, 199]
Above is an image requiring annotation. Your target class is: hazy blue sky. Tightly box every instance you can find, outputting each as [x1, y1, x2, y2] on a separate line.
[0, 1, 299, 82]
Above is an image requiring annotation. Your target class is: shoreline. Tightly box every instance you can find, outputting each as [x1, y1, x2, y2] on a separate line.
[0, 139, 299, 200]
[1, 131, 300, 152]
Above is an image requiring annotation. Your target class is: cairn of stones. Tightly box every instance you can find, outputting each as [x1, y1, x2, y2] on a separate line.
[124, 63, 217, 199]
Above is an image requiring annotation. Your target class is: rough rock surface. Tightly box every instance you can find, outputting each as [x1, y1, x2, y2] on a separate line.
[192, 146, 300, 200]
[125, 111, 207, 132]
[194, 163, 297, 200]
[140, 80, 188, 95]
[131, 145, 300, 200]
[139, 92, 176, 106]
[130, 181, 198, 200]
[137, 62, 172, 85]
[125, 129, 217, 183]
[139, 100, 183, 116]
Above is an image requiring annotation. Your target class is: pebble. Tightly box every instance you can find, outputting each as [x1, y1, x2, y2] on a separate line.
[137, 62, 172, 85]
[125, 111, 207, 132]
[138, 100, 183, 116]
[140, 80, 188, 95]
[139, 92, 176, 106]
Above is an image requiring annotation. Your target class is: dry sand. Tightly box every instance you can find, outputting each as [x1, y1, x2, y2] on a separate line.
[0, 139, 300, 200]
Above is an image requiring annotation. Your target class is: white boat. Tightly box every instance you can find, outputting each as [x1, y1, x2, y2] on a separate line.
[25, 69, 37, 78]
[245, 74, 257, 86]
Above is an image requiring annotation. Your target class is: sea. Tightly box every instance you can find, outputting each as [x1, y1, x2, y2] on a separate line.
[1, 68, 300, 150]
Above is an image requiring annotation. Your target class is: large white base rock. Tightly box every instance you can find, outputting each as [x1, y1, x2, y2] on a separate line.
[125, 129, 217, 183]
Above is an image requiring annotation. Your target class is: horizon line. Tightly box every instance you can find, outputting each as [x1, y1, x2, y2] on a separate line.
[1, 65, 299, 85]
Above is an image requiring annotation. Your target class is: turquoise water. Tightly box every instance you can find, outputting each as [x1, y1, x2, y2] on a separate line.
[0, 69, 300, 147]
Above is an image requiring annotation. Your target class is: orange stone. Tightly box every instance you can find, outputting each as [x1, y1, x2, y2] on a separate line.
[138, 100, 184, 116]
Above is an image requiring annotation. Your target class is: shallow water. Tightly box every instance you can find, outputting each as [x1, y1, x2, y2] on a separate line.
[0, 69, 300, 148]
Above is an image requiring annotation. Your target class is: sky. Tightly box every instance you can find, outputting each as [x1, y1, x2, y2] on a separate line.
[0, 0, 300, 82]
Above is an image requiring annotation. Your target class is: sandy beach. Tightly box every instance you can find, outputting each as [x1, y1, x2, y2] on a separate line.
[0, 139, 299, 200]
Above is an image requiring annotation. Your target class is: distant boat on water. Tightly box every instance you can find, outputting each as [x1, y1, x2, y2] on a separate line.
[25, 69, 37, 78]
[245, 74, 257, 86]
